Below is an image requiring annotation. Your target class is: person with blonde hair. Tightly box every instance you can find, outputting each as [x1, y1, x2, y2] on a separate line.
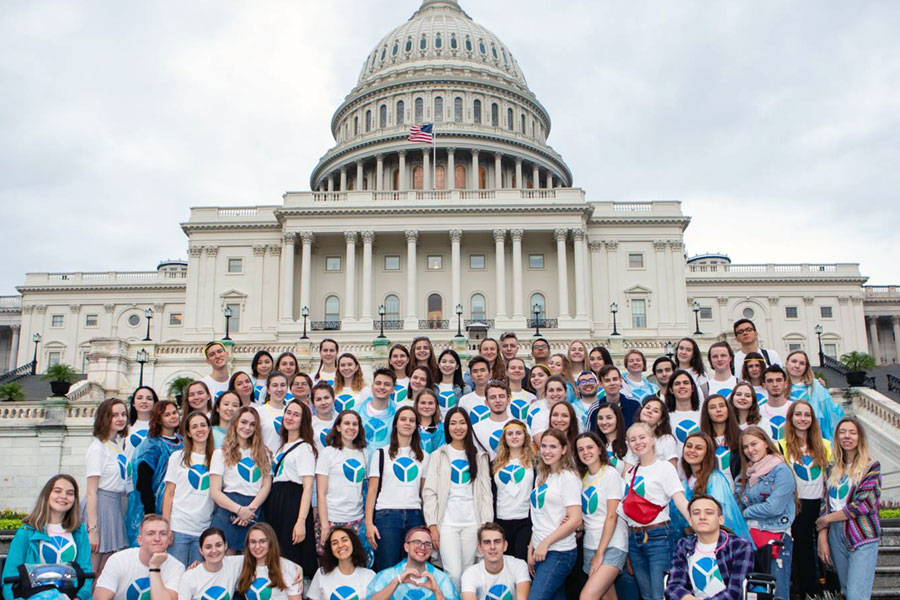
[785, 349, 844, 441]
[492, 420, 536, 561]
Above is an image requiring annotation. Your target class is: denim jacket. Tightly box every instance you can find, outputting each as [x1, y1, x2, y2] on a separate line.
[739, 462, 796, 532]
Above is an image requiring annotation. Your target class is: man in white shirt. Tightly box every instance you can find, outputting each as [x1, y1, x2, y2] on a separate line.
[760, 365, 792, 441]
[459, 356, 491, 422]
[200, 341, 231, 402]
[461, 523, 530, 600]
[733, 319, 781, 374]
[95, 514, 184, 600]
[359, 368, 397, 450]
[473, 381, 512, 458]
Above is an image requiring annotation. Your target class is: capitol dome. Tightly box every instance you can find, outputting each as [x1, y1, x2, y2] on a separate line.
[310, 0, 572, 193]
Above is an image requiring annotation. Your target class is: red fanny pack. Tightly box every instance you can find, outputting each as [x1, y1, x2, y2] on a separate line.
[750, 528, 784, 559]
[622, 466, 665, 525]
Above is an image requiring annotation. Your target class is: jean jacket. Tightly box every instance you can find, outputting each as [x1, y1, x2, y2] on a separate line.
[739, 461, 796, 532]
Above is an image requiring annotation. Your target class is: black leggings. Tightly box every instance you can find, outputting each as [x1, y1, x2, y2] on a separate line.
[497, 517, 531, 561]
[792, 497, 823, 597]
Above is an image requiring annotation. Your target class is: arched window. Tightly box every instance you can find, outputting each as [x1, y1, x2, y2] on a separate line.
[396, 100, 405, 125]
[435, 166, 446, 190]
[353, 116, 358, 136]
[507, 108, 514, 130]
[365, 110, 372, 132]
[531, 293, 546, 319]
[465, 37, 473, 52]
[454, 97, 463, 122]
[427, 294, 443, 321]
[450, 35, 458, 50]
[473, 99, 482, 124]
[454, 165, 467, 189]
[392, 42, 399, 56]
[434, 97, 443, 122]
[471, 294, 486, 321]
[435, 34, 442, 49]
[478, 168, 487, 190]
[420, 35, 428, 50]
[415, 98, 424, 123]
[406, 38, 413, 53]
[380, 104, 387, 128]
[325, 296, 341, 323]
[385, 295, 400, 321]
[413, 167, 424, 190]
[491, 103, 499, 127]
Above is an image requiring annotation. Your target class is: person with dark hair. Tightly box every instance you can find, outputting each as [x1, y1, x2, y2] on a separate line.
[585, 365, 641, 435]
[674, 337, 707, 388]
[785, 349, 844, 441]
[359, 368, 397, 450]
[313, 339, 339, 386]
[234, 523, 302, 600]
[628, 398, 678, 468]
[200, 341, 231, 403]
[729, 382, 771, 433]
[531, 338, 551, 366]
[699, 394, 743, 489]
[128, 386, 159, 450]
[588, 346, 614, 381]
[706, 341, 739, 400]
[573, 371, 602, 431]
[274, 351, 299, 380]
[733, 318, 782, 374]
[311, 382, 337, 452]
[388, 344, 413, 403]
[367, 527, 459, 600]
[289, 372, 314, 407]
[258, 371, 290, 453]
[622, 349, 659, 403]
[411, 336, 441, 381]
[500, 332, 522, 363]
[250, 349, 274, 403]
[424, 406, 493, 588]
[228, 371, 255, 407]
[211, 391, 240, 448]
[460, 356, 491, 424]
[182, 381, 213, 417]
[461, 523, 531, 600]
[740, 352, 768, 404]
[2, 474, 92, 600]
[473, 380, 513, 459]
[335, 352, 369, 412]
[407, 364, 436, 407]
[664, 495, 754, 600]
[665, 370, 702, 469]
[176, 527, 242, 600]
[507, 358, 536, 421]
[416, 388, 445, 454]
[593, 403, 628, 475]
[651, 356, 676, 402]
[759, 365, 793, 441]
[437, 348, 469, 410]
[308, 527, 375, 600]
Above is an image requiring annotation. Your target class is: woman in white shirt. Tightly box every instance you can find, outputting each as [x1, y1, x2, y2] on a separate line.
[437, 349, 467, 411]
[575, 432, 627, 600]
[365, 406, 428, 571]
[127, 386, 157, 451]
[627, 398, 678, 469]
[209, 406, 272, 553]
[176, 527, 243, 600]
[334, 353, 369, 413]
[740, 352, 769, 406]
[491, 420, 536, 561]
[274, 352, 299, 380]
[706, 341, 740, 400]
[674, 337, 709, 388]
[162, 411, 215, 566]
[308, 527, 375, 600]
[250, 350, 274, 404]
[664, 371, 702, 460]
[699, 394, 744, 488]
[729, 381, 771, 433]
[234, 523, 302, 600]
[228, 371, 255, 408]
[313, 339, 339, 387]
[528, 428, 582, 600]
[389, 344, 413, 404]
[416, 388, 445, 454]
[258, 372, 289, 453]
[84, 398, 130, 573]
[593, 404, 628, 476]
[621, 350, 659, 403]
[289, 373, 313, 409]
[266, 399, 318, 580]
[183, 381, 213, 417]
[311, 382, 337, 452]
[506, 358, 536, 422]
[407, 365, 435, 408]
[211, 391, 240, 449]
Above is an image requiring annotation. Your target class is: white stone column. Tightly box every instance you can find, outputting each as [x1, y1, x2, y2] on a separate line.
[893, 316, 900, 365]
[555, 228, 571, 319]
[547, 172, 554, 189]
[669, 240, 688, 328]
[605, 241, 619, 313]
[471, 151, 480, 189]
[654, 240, 671, 328]
[423, 149, 431, 191]
[361, 231, 374, 320]
[450, 229, 462, 311]
[299, 232, 314, 314]
[589, 240, 606, 330]
[327, 175, 334, 192]
[572, 229, 587, 319]
[344, 231, 357, 320]
[398, 151, 407, 191]
[447, 148, 455, 189]
[8, 325, 20, 371]
[376, 154, 384, 192]
[494, 229, 508, 319]
[515, 158, 523, 189]
[868, 316, 881, 363]
[280, 233, 296, 322]
[340, 167, 347, 192]
[532, 164, 540, 189]
[494, 153, 503, 189]
[356, 161, 364, 191]
[405, 230, 419, 328]
[511, 229, 524, 319]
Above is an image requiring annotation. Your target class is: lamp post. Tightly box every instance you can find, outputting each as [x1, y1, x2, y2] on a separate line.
[665, 341, 675, 358]
[377, 305, 386, 339]
[692, 301, 702, 335]
[143, 308, 153, 341]
[223, 306, 233, 341]
[136, 348, 149, 387]
[31, 333, 41, 375]
[300, 306, 310, 340]
[610, 302, 620, 336]
[455, 304, 464, 338]
[532, 303, 542, 337]
[815, 324, 824, 367]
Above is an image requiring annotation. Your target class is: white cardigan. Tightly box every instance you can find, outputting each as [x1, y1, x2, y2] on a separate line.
[422, 444, 494, 527]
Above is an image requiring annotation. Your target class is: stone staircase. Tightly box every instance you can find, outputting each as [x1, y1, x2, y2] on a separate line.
[873, 524, 900, 598]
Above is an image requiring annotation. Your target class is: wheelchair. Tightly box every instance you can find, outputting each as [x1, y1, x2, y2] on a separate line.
[662, 539, 783, 600]
[2, 562, 94, 599]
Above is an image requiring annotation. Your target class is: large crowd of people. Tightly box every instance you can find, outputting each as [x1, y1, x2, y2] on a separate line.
[0, 319, 883, 600]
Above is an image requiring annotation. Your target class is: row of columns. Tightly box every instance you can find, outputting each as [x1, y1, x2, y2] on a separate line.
[866, 315, 900, 364]
[322, 148, 557, 192]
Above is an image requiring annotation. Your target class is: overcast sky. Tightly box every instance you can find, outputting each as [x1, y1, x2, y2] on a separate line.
[2, 0, 898, 296]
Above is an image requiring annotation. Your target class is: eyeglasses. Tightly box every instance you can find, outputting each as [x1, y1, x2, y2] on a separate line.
[735, 327, 755, 335]
[577, 379, 597, 386]
[408, 540, 434, 550]
[532, 344, 549, 350]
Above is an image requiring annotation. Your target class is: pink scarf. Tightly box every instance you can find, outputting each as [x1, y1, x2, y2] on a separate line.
[746, 454, 783, 488]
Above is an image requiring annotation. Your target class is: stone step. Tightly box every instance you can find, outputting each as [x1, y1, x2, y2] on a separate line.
[874, 566, 900, 589]
[881, 527, 900, 547]
[872, 589, 900, 599]
[878, 546, 900, 567]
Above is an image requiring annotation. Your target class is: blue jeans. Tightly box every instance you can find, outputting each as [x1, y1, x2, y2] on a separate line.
[169, 531, 201, 566]
[829, 523, 878, 600]
[627, 524, 674, 600]
[766, 532, 792, 600]
[615, 569, 640, 600]
[529, 549, 577, 600]
[372, 509, 425, 572]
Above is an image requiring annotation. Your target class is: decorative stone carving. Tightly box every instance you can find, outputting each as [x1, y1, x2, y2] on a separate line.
[717, 297, 729, 306]
[571, 229, 585, 241]
[653, 240, 668, 251]
[509, 229, 524, 242]
[35, 305, 47, 314]
[449, 229, 463, 243]
[188, 245, 203, 257]
[345, 231, 358, 244]
[803, 296, 815, 305]
[104, 304, 115, 313]
[69, 304, 81, 314]
[838, 296, 850, 305]
[267, 244, 281, 257]
[493, 229, 507, 242]
[604, 241, 618, 251]
[405, 230, 418, 243]
[361, 231, 375, 244]
[204, 245, 218, 256]
[252, 245, 267, 256]
[768, 297, 780, 305]
[153, 303, 165, 313]
[668, 240, 683, 251]
[851, 296, 863, 305]
[553, 228, 568, 242]
[300, 231, 315, 245]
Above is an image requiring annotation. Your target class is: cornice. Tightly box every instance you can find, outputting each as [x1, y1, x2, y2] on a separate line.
[17, 284, 187, 294]
[686, 277, 868, 286]
[180, 222, 280, 233]
[589, 217, 692, 229]
[276, 204, 589, 218]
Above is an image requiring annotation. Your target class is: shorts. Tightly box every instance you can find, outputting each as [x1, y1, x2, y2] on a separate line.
[584, 545, 628, 574]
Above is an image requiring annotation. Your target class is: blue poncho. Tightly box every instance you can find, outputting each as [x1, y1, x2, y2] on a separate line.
[124, 435, 183, 545]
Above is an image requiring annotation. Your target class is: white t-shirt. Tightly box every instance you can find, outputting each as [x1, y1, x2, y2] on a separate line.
[581, 466, 628, 552]
[509, 389, 537, 422]
[85, 438, 129, 493]
[392, 379, 411, 405]
[313, 413, 337, 453]
[754, 386, 769, 407]
[128, 419, 150, 452]
[437, 382, 460, 410]
[528, 400, 550, 436]
[626, 434, 678, 465]
[257, 402, 287, 454]
[787, 447, 827, 500]
[201, 375, 230, 405]
[95, 547, 184, 600]
[473, 417, 510, 459]
[210, 447, 264, 497]
[606, 442, 627, 476]
[670, 410, 702, 446]
[735, 348, 782, 374]
[530, 470, 582, 551]
[759, 401, 792, 441]
[42, 523, 76, 564]
[177, 555, 242, 600]
[314, 371, 336, 388]
[370, 446, 429, 510]
[273, 440, 316, 484]
[243, 559, 302, 600]
[307, 566, 376, 600]
[444, 446, 477, 526]
[460, 556, 531, 600]
[316, 446, 367, 522]
[828, 474, 851, 513]
[336, 386, 369, 413]
[618, 459, 683, 527]
[460, 391, 489, 424]
[688, 539, 727, 599]
[164, 451, 215, 536]
[707, 375, 740, 400]
[494, 460, 535, 520]
[713, 436, 736, 490]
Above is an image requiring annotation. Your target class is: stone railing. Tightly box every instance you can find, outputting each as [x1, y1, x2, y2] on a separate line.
[865, 285, 900, 299]
[845, 388, 900, 430]
[24, 270, 187, 285]
[293, 188, 584, 206]
[686, 263, 861, 277]
[0, 400, 100, 421]
[66, 380, 105, 404]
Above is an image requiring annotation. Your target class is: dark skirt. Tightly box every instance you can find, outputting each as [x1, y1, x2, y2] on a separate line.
[210, 491, 263, 551]
[264, 481, 317, 579]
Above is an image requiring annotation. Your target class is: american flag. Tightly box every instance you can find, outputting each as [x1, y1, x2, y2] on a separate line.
[408, 123, 434, 143]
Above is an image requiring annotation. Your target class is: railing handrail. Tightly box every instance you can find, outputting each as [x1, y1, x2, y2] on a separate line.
[823, 354, 849, 376]
[888, 373, 900, 394]
[0, 362, 35, 384]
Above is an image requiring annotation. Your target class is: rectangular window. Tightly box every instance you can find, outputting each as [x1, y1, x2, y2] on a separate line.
[169, 313, 183, 326]
[699, 307, 713, 320]
[226, 303, 241, 332]
[85, 314, 99, 327]
[427, 255, 443, 270]
[785, 306, 799, 319]
[51, 315, 64, 328]
[788, 343, 802, 352]
[820, 306, 833, 319]
[631, 299, 647, 328]
[528, 254, 544, 269]
[824, 343, 837, 357]
[384, 255, 400, 271]
[628, 253, 644, 269]
[469, 254, 485, 270]
[48, 352, 61, 367]
[227, 258, 243, 273]
[325, 257, 342, 272]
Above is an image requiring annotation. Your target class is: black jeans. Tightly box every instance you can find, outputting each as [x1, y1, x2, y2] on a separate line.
[496, 516, 531, 561]
[792, 498, 823, 597]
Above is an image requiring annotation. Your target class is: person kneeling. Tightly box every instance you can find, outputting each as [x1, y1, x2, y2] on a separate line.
[461, 523, 530, 600]
[367, 526, 459, 600]
[665, 495, 754, 600]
